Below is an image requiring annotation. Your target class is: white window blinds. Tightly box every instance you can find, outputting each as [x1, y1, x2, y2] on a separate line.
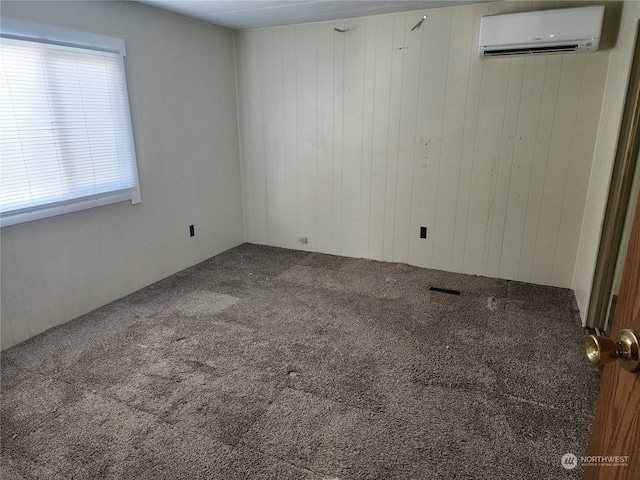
[0, 23, 139, 227]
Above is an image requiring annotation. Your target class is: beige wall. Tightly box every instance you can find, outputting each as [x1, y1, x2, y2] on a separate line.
[236, 1, 610, 288]
[0, 1, 244, 349]
[573, 1, 640, 321]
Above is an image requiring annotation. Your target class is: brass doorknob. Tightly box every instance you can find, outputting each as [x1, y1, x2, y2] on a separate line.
[585, 329, 640, 372]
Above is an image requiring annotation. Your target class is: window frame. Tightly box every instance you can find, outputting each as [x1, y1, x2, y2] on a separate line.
[0, 19, 141, 227]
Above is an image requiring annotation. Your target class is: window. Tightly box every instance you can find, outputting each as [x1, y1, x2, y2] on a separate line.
[0, 20, 140, 227]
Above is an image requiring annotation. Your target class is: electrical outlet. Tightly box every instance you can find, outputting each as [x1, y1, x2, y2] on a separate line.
[420, 227, 427, 239]
[189, 225, 195, 237]
[300, 237, 308, 244]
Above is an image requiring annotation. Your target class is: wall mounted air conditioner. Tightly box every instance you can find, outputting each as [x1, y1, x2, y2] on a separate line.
[479, 6, 605, 58]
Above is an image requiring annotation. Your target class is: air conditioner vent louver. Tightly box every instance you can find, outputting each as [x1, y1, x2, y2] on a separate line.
[478, 6, 604, 58]
[484, 44, 580, 57]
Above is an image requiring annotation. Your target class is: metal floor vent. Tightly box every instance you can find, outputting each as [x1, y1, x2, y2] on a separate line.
[429, 286, 461, 296]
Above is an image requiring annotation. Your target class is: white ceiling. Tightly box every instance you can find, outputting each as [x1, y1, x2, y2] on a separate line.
[137, 0, 492, 30]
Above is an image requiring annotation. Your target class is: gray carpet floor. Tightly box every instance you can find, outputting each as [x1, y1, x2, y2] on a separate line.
[1, 243, 599, 479]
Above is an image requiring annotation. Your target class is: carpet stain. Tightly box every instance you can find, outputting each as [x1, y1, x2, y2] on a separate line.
[485, 296, 499, 311]
[170, 291, 239, 318]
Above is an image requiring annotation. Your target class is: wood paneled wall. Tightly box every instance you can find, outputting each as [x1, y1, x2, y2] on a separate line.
[235, 1, 610, 288]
